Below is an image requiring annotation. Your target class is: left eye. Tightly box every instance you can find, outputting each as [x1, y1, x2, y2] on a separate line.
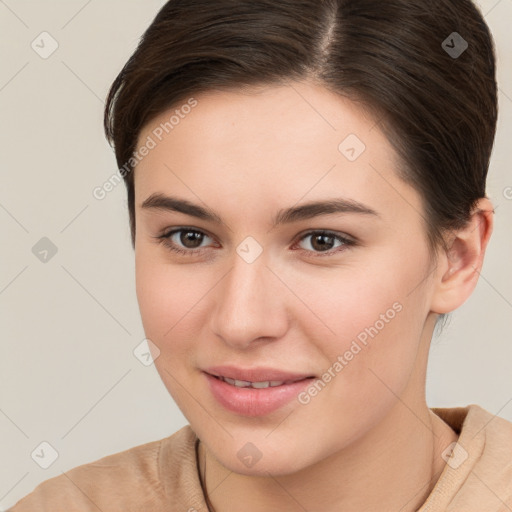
[296, 231, 353, 254]
[156, 228, 355, 257]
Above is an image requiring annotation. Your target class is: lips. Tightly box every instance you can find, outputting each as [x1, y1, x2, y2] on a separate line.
[204, 365, 315, 383]
[217, 376, 294, 388]
[203, 365, 316, 416]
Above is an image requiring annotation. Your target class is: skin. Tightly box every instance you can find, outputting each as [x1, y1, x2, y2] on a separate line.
[133, 81, 493, 512]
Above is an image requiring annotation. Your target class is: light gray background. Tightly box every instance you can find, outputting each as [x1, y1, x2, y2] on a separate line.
[0, 0, 511, 508]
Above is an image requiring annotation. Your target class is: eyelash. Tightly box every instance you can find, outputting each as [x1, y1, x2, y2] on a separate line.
[154, 227, 357, 258]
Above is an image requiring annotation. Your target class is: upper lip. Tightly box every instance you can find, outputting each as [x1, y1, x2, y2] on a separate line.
[204, 365, 315, 383]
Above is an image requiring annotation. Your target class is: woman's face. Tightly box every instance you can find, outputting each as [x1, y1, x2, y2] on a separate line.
[134, 81, 440, 475]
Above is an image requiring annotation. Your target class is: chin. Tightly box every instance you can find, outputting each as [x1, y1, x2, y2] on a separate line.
[203, 435, 316, 478]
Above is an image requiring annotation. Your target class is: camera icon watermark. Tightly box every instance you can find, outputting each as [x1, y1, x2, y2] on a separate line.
[31, 441, 59, 469]
[31, 31, 59, 59]
[32, 237, 58, 263]
[338, 134, 366, 162]
[236, 236, 263, 264]
[133, 338, 160, 366]
[503, 187, 512, 200]
[441, 441, 468, 469]
[442, 32, 468, 59]
[237, 442, 263, 468]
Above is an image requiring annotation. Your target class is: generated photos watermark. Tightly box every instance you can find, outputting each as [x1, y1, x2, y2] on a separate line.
[93, 97, 198, 201]
[298, 301, 403, 405]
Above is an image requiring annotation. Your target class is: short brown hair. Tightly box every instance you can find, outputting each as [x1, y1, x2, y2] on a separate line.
[104, 0, 497, 254]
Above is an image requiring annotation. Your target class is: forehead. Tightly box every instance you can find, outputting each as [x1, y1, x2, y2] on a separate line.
[137, 82, 379, 158]
[133, 82, 418, 221]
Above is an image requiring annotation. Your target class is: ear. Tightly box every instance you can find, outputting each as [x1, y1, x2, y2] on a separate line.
[430, 197, 494, 314]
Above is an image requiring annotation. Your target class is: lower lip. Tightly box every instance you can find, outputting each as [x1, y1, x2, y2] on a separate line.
[204, 372, 314, 417]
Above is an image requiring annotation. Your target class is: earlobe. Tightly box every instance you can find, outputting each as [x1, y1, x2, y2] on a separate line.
[430, 198, 494, 314]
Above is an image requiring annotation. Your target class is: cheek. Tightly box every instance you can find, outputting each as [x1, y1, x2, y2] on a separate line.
[134, 252, 224, 376]
[135, 257, 209, 410]
[135, 249, 207, 339]
[135, 257, 196, 379]
[290, 251, 429, 406]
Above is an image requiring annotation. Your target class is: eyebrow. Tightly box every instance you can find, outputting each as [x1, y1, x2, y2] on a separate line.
[140, 193, 379, 228]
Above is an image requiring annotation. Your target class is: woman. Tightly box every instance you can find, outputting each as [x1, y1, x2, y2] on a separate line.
[9, 0, 512, 510]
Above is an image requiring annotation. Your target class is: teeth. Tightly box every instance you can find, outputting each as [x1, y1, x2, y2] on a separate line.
[234, 379, 252, 387]
[221, 377, 286, 388]
[252, 381, 270, 388]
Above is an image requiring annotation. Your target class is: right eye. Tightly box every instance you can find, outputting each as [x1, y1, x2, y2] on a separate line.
[156, 227, 217, 256]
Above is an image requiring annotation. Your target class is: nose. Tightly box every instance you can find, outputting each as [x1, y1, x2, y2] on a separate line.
[209, 250, 289, 350]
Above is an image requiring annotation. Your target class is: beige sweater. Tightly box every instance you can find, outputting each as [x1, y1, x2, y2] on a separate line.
[8, 404, 512, 511]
